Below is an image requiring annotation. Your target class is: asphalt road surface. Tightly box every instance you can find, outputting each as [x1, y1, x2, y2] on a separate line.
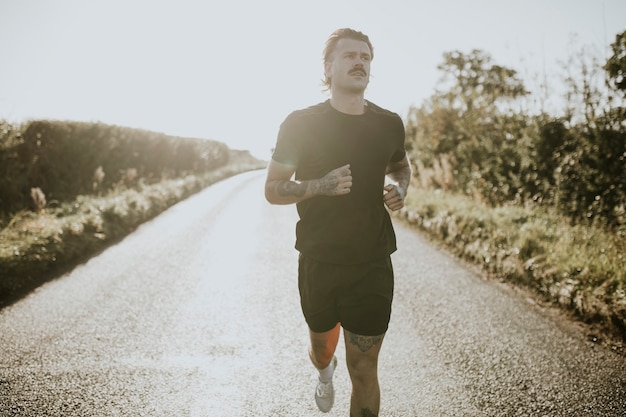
[1, 170, 625, 416]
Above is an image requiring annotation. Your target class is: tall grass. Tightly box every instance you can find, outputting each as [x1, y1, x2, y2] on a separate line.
[401, 187, 625, 343]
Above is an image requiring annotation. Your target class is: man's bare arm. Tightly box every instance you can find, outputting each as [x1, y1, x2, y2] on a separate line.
[383, 154, 412, 211]
[386, 154, 411, 193]
[265, 159, 352, 205]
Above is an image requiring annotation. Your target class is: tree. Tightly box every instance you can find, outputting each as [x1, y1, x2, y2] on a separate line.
[436, 50, 528, 113]
[551, 31, 626, 226]
[406, 50, 531, 205]
[604, 30, 626, 95]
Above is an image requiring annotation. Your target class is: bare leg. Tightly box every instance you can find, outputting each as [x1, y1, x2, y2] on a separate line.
[309, 323, 341, 369]
[344, 330, 385, 417]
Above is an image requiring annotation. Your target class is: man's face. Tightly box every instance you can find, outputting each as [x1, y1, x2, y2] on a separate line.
[325, 38, 371, 94]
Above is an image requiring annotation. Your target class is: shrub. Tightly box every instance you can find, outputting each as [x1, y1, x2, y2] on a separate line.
[0, 120, 230, 217]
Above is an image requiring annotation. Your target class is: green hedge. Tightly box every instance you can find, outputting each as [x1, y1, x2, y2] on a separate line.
[0, 120, 230, 217]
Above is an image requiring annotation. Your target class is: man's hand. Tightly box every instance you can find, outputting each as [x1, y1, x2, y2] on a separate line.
[383, 184, 406, 211]
[312, 164, 352, 196]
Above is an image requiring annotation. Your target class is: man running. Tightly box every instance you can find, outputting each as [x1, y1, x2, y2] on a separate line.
[265, 28, 411, 416]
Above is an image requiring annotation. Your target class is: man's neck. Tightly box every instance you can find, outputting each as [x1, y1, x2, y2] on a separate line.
[329, 91, 367, 115]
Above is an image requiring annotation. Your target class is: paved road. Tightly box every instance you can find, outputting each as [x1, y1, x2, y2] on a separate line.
[1, 170, 625, 416]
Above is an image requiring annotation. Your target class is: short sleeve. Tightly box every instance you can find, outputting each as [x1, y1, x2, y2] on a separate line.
[272, 113, 302, 166]
[390, 114, 406, 163]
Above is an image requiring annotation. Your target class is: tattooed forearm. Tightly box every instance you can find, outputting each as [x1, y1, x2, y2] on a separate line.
[386, 155, 411, 192]
[346, 331, 383, 353]
[265, 164, 350, 204]
[276, 181, 307, 198]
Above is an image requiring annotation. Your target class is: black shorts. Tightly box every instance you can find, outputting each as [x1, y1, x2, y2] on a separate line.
[298, 254, 395, 336]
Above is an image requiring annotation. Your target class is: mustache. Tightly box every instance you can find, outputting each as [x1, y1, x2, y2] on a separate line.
[349, 67, 367, 76]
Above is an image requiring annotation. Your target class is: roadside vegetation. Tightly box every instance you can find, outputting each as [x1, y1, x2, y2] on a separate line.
[401, 31, 626, 349]
[0, 120, 265, 306]
[1, 31, 624, 351]
[399, 189, 624, 352]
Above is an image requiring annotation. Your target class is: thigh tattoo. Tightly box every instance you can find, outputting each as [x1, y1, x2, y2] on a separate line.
[354, 408, 378, 417]
[346, 331, 383, 353]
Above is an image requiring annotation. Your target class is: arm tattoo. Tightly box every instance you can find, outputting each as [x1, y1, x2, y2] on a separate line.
[346, 331, 383, 353]
[386, 157, 409, 172]
[386, 157, 412, 193]
[276, 181, 307, 197]
[311, 177, 338, 196]
[351, 408, 378, 417]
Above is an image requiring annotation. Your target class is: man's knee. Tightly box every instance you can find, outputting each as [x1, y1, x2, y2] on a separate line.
[309, 324, 341, 368]
[310, 341, 335, 368]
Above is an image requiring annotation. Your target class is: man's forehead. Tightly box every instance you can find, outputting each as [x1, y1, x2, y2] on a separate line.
[335, 38, 371, 55]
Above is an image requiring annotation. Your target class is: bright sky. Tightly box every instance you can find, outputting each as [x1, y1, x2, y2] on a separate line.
[1, 0, 624, 159]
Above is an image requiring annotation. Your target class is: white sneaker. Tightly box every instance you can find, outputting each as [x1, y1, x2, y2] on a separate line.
[315, 356, 337, 412]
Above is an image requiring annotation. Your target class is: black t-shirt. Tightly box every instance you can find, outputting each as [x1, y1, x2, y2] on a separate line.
[272, 100, 406, 265]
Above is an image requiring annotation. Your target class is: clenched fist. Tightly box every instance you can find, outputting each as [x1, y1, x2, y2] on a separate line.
[383, 184, 406, 211]
[312, 164, 353, 196]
